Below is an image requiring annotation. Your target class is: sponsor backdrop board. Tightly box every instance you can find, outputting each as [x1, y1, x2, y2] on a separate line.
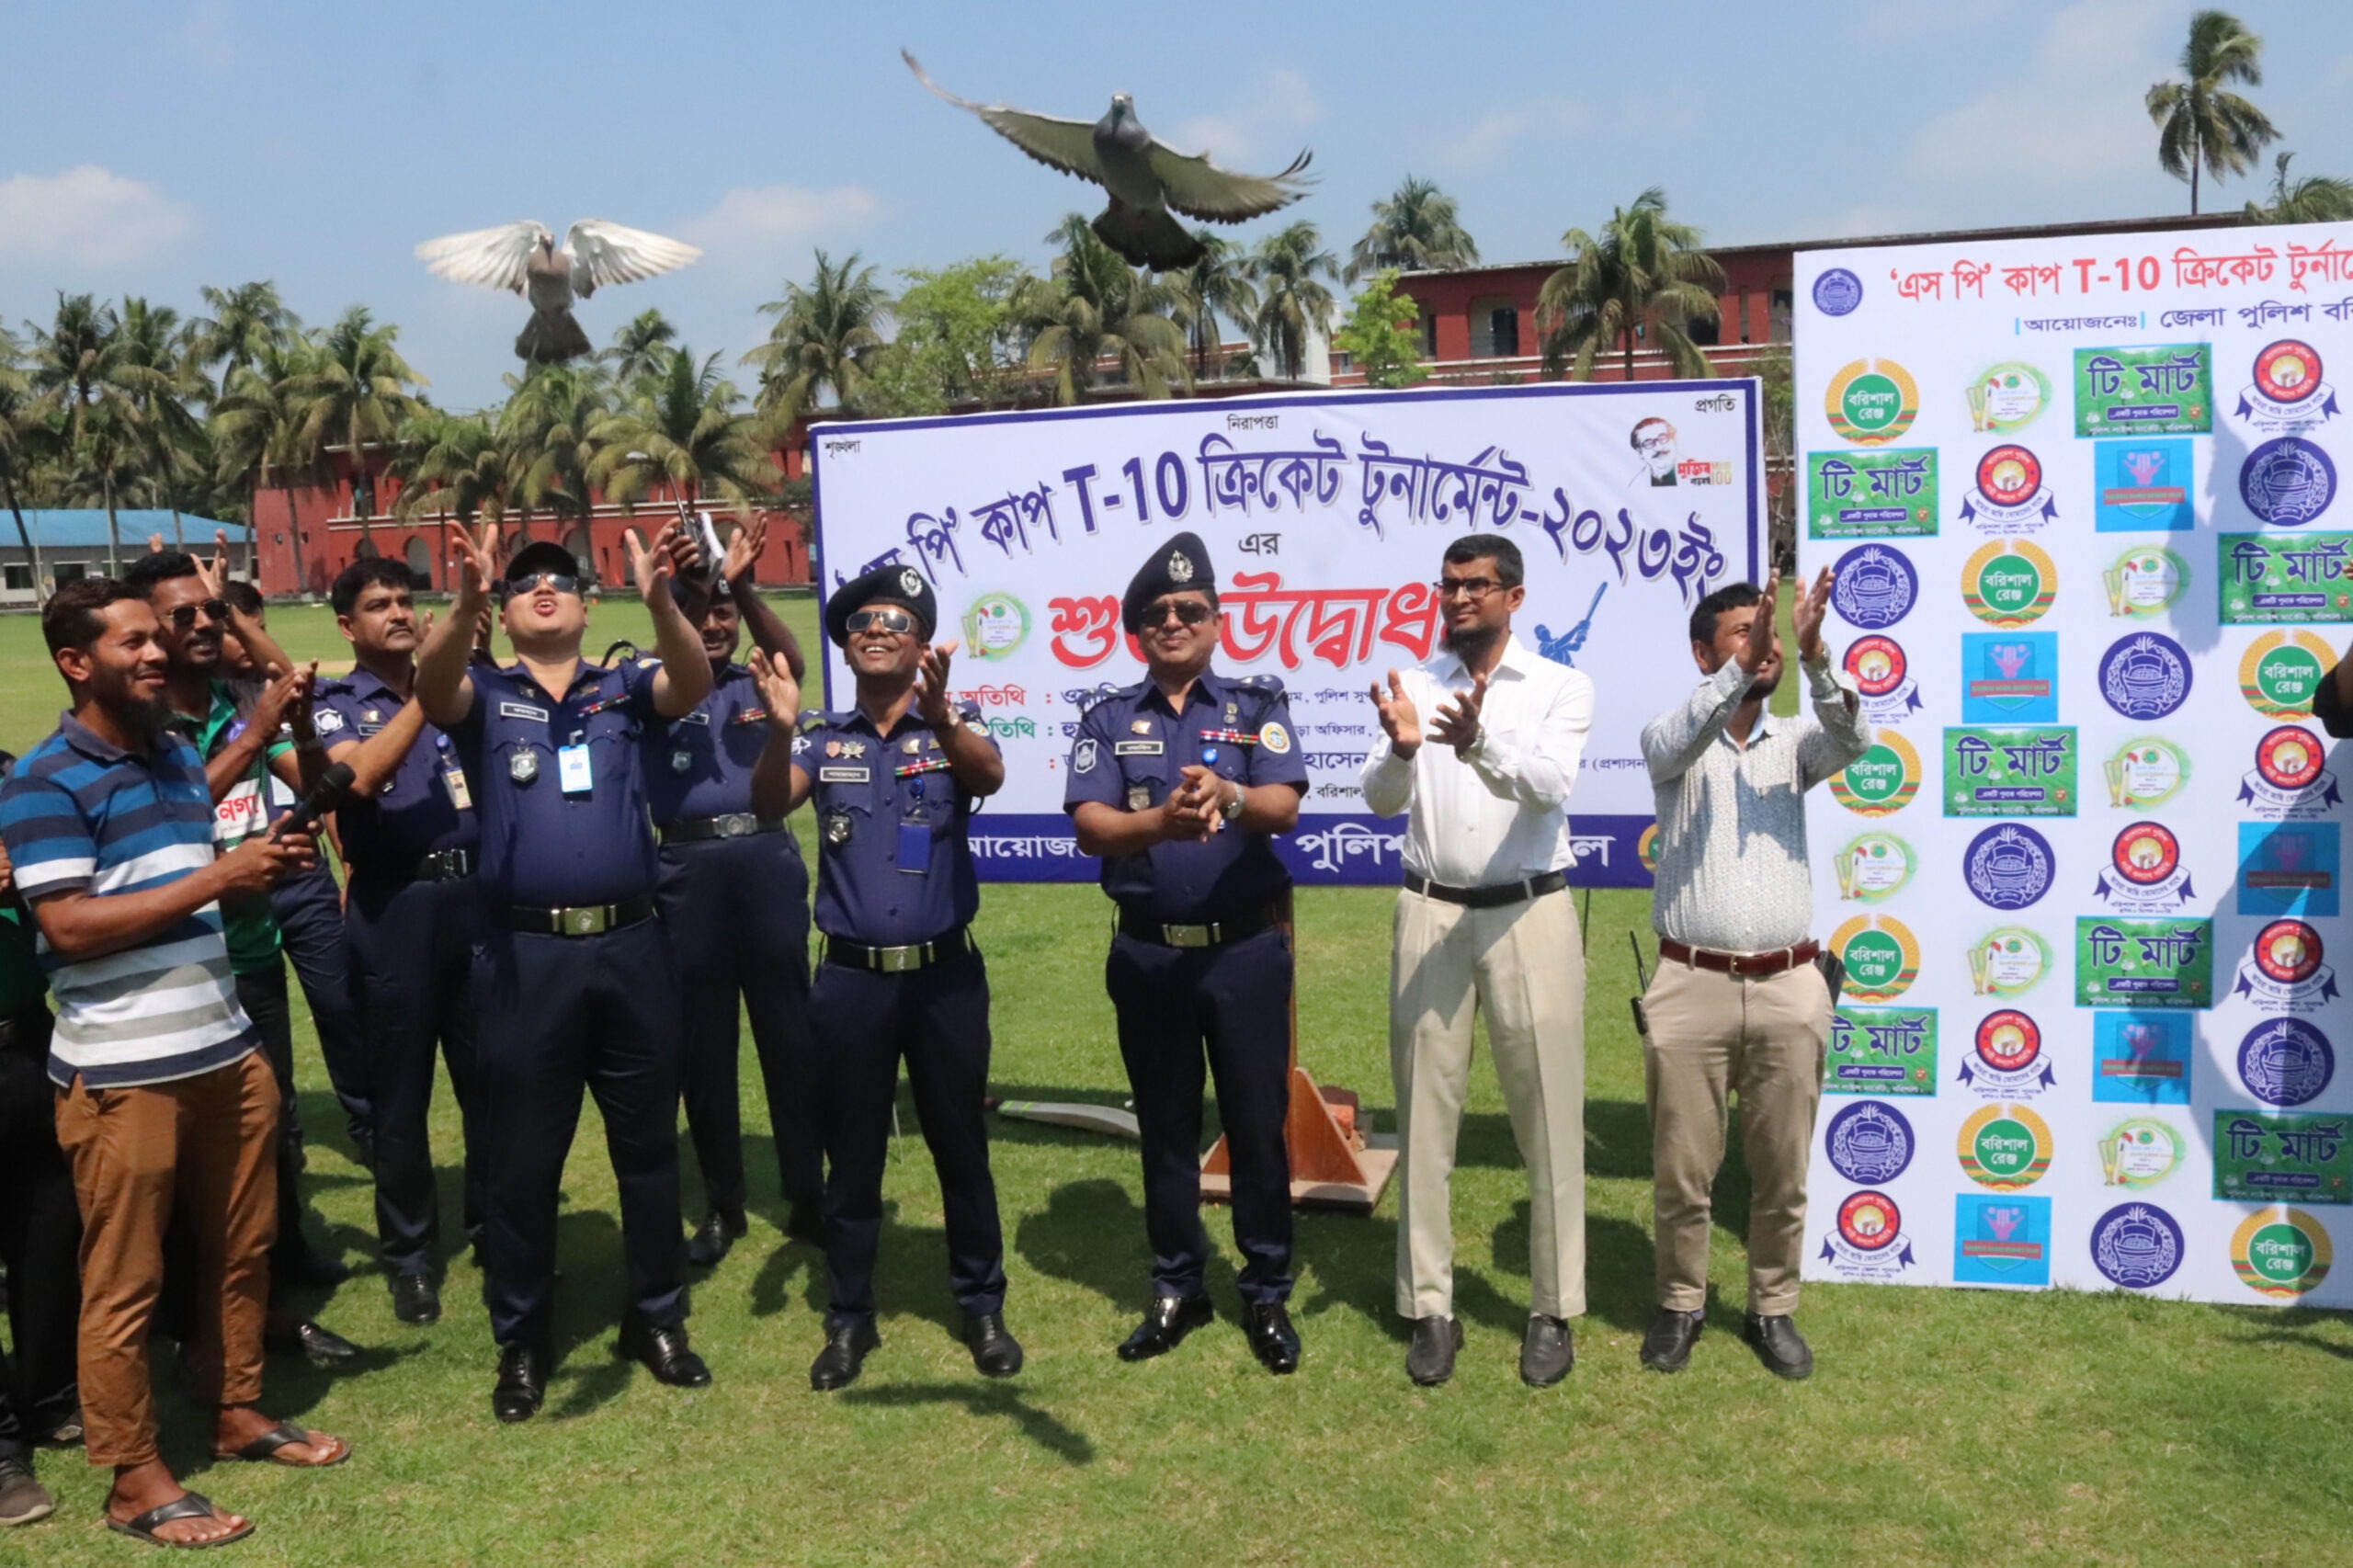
[1799, 222, 2353, 1308]
[810, 382, 1762, 886]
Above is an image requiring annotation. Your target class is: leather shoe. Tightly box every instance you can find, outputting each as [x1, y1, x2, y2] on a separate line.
[1519, 1314, 1574, 1387]
[493, 1344, 547, 1423]
[1116, 1294, 1213, 1361]
[965, 1312, 1024, 1377]
[810, 1317, 881, 1391]
[390, 1273, 442, 1326]
[686, 1207, 747, 1267]
[1405, 1314, 1463, 1387]
[267, 1318, 361, 1367]
[276, 1245, 351, 1289]
[1742, 1312, 1813, 1380]
[1243, 1302, 1301, 1375]
[618, 1317, 711, 1387]
[1641, 1308, 1704, 1372]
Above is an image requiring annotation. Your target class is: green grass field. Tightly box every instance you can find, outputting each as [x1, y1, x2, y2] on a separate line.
[3, 595, 2349, 1566]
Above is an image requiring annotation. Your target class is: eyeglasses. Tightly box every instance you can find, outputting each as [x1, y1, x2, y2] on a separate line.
[503, 572, 580, 599]
[1143, 598, 1214, 627]
[167, 598, 228, 631]
[1435, 577, 1506, 600]
[847, 608, 917, 635]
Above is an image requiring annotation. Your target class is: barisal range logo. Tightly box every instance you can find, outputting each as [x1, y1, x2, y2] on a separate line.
[1832, 732, 1922, 816]
[2232, 1206, 2335, 1300]
[1957, 1103, 2054, 1190]
[1824, 358, 1920, 444]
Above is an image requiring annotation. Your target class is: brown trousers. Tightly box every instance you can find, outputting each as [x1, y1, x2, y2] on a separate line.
[52, 1049, 278, 1469]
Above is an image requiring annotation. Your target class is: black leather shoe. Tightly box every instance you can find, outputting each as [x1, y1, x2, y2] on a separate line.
[965, 1312, 1024, 1377]
[1641, 1308, 1705, 1372]
[810, 1317, 881, 1391]
[686, 1207, 747, 1268]
[493, 1344, 547, 1423]
[1742, 1312, 1813, 1381]
[618, 1317, 711, 1387]
[390, 1273, 442, 1326]
[267, 1319, 361, 1367]
[1243, 1302, 1301, 1375]
[1519, 1314, 1574, 1387]
[276, 1245, 351, 1289]
[1116, 1294, 1213, 1361]
[1405, 1315, 1463, 1387]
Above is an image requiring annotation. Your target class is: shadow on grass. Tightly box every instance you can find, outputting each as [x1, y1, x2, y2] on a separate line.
[1014, 1176, 1246, 1315]
[840, 1381, 1096, 1466]
[2226, 1305, 2353, 1361]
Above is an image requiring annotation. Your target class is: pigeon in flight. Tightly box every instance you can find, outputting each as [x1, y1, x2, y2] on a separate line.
[904, 50, 1313, 271]
[415, 220, 701, 363]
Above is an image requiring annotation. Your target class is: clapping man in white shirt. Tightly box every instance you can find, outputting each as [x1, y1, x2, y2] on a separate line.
[1361, 536, 1594, 1389]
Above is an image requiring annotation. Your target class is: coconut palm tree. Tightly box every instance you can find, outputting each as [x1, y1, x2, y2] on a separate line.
[2147, 9, 2277, 215]
[1013, 215, 1188, 405]
[1347, 176, 1480, 282]
[290, 307, 425, 551]
[602, 308, 678, 391]
[2244, 151, 2353, 224]
[26, 293, 146, 575]
[587, 347, 776, 512]
[497, 364, 609, 551]
[1538, 187, 1723, 382]
[116, 297, 209, 548]
[389, 409, 506, 581]
[189, 281, 295, 406]
[1169, 233, 1258, 382]
[210, 336, 323, 588]
[0, 329, 46, 595]
[744, 251, 892, 419]
[1246, 222, 1340, 382]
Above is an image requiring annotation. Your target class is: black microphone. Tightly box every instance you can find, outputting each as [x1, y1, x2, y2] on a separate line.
[270, 761, 356, 841]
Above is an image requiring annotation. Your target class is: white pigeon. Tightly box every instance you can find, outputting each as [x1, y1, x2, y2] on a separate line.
[415, 220, 701, 363]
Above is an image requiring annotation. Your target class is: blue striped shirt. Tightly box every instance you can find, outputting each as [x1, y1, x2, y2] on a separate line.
[0, 712, 255, 1087]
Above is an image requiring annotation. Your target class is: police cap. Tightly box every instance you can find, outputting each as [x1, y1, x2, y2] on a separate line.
[505, 540, 580, 587]
[1121, 530, 1218, 634]
[825, 563, 937, 647]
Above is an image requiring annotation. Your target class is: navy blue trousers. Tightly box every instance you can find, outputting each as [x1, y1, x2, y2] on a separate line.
[1108, 927, 1295, 1305]
[808, 941, 1006, 1324]
[269, 863, 371, 1142]
[473, 918, 688, 1350]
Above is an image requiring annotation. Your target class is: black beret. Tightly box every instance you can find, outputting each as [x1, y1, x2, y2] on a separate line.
[504, 540, 580, 585]
[1120, 530, 1218, 634]
[825, 563, 937, 648]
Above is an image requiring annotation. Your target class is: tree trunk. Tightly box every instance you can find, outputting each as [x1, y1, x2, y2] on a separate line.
[2191, 150, 2201, 216]
[1623, 330, 1635, 383]
[280, 468, 308, 597]
[103, 475, 121, 579]
[4, 483, 42, 603]
[169, 504, 186, 550]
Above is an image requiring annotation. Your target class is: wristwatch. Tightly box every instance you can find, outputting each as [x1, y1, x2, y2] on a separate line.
[1221, 784, 1245, 824]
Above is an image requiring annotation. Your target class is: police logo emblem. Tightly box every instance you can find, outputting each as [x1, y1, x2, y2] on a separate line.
[1074, 738, 1100, 774]
[1259, 722, 1292, 755]
[1131, 719, 1153, 734]
[1225, 702, 1238, 723]
[826, 740, 843, 757]
[824, 812, 853, 846]
[843, 740, 867, 758]
[905, 737, 923, 754]
[1127, 784, 1152, 812]
[509, 750, 540, 784]
[1167, 550, 1195, 584]
[365, 709, 381, 723]
[314, 708, 346, 734]
[671, 750, 692, 773]
[899, 567, 925, 597]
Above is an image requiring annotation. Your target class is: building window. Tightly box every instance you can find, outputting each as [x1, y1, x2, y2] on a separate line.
[1421, 312, 1438, 357]
[1769, 287, 1794, 344]
[4, 563, 31, 591]
[404, 538, 433, 589]
[1331, 349, 1356, 376]
[1737, 289, 1753, 344]
[52, 562, 89, 585]
[564, 528, 596, 586]
[1469, 298, 1519, 358]
[1688, 312, 1721, 347]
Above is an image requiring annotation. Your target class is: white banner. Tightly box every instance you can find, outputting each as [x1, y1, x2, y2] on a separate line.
[810, 381, 1765, 886]
[1798, 221, 2353, 1307]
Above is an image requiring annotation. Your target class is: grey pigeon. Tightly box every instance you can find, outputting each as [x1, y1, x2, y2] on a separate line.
[415, 220, 700, 363]
[904, 50, 1312, 270]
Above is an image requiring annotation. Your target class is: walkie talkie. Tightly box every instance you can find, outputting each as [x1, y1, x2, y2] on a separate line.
[1629, 930, 1653, 1038]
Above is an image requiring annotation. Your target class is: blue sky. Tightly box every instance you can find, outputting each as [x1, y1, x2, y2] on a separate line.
[6, 0, 2352, 411]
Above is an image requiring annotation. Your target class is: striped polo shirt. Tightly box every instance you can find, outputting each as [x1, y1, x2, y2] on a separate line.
[0, 712, 255, 1087]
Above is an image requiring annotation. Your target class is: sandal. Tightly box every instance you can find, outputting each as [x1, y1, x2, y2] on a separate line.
[106, 1491, 256, 1550]
[213, 1421, 350, 1468]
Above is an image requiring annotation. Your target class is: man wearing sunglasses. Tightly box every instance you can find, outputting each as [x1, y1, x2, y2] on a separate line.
[1063, 531, 1308, 1374]
[790, 565, 1017, 1392]
[415, 525, 715, 1423]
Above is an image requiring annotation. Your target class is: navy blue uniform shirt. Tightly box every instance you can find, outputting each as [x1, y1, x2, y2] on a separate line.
[1063, 670, 1307, 924]
[642, 661, 783, 825]
[801, 698, 994, 945]
[315, 670, 479, 870]
[448, 657, 664, 907]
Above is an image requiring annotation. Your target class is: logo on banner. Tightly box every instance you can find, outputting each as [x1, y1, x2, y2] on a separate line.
[1825, 1101, 1915, 1184]
[1825, 358, 1921, 444]
[2105, 546, 2189, 619]
[2241, 726, 2341, 819]
[1830, 544, 1917, 629]
[2220, 532, 2353, 624]
[1970, 926, 2053, 1000]
[2234, 918, 2338, 1014]
[1843, 635, 1920, 722]
[2099, 1118, 2187, 1190]
[1962, 540, 2058, 626]
[2238, 340, 2338, 433]
[1820, 1190, 1915, 1280]
[1959, 444, 2057, 534]
[1946, 726, 2076, 817]
[2238, 1017, 2336, 1107]
[1808, 449, 1938, 539]
[2098, 632, 2193, 721]
[2102, 737, 2191, 810]
[2239, 629, 2334, 717]
[2094, 437, 2196, 530]
[1954, 1194, 2052, 1285]
[2240, 437, 2338, 527]
[961, 592, 1030, 660]
[1958, 1103, 2054, 1190]
[2091, 1202, 2186, 1290]
[2094, 1013, 2193, 1105]
[2215, 1109, 2353, 1205]
[2092, 821, 2195, 913]
[1834, 831, 1915, 903]
[1963, 632, 2059, 722]
[1832, 732, 1922, 816]
[2075, 344, 2213, 437]
[1961, 1008, 2054, 1096]
[1825, 1007, 1938, 1095]
[1964, 362, 2053, 434]
[2237, 823, 2341, 918]
[2232, 1207, 2335, 1300]
[1965, 824, 2054, 909]
[2078, 917, 2214, 1008]
[1833, 915, 1921, 1002]
[1812, 268, 1863, 317]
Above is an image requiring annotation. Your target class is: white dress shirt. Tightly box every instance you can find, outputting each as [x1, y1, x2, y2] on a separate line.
[1360, 632, 1595, 886]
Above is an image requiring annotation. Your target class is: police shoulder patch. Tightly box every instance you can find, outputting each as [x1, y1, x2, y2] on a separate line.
[1258, 721, 1292, 755]
[1074, 737, 1100, 774]
[313, 708, 347, 734]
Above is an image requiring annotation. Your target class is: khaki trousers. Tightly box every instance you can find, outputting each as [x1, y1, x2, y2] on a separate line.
[1642, 958, 1830, 1317]
[52, 1049, 278, 1469]
[1390, 885, 1586, 1320]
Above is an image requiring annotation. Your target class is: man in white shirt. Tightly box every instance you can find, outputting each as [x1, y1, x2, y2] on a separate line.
[1362, 536, 1594, 1389]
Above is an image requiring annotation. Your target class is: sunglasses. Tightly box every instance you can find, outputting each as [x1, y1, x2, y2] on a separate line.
[847, 608, 917, 635]
[167, 598, 229, 631]
[1143, 598, 1214, 627]
[503, 572, 581, 599]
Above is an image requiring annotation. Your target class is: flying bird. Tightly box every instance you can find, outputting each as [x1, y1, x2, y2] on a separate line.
[903, 50, 1313, 271]
[415, 220, 701, 363]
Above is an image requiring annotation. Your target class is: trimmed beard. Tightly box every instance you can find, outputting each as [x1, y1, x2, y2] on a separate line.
[1441, 619, 1503, 664]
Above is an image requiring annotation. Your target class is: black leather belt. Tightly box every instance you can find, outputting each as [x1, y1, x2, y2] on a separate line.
[355, 847, 475, 884]
[1117, 903, 1278, 949]
[0, 1009, 51, 1056]
[500, 893, 656, 937]
[662, 812, 783, 845]
[1660, 937, 1821, 978]
[824, 926, 972, 973]
[1404, 869, 1567, 909]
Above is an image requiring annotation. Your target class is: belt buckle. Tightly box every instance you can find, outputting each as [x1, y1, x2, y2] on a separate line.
[1162, 924, 1211, 949]
[876, 944, 921, 972]
[1726, 950, 1751, 977]
[564, 906, 606, 937]
[718, 812, 755, 838]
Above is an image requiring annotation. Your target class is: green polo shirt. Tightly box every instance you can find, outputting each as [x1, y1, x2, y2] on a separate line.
[176, 680, 292, 976]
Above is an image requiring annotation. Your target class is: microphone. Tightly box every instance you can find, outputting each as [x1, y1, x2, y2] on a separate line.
[270, 761, 356, 841]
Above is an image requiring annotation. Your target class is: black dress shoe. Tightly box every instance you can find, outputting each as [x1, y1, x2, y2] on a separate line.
[493, 1344, 547, 1423]
[618, 1317, 711, 1388]
[276, 1245, 352, 1289]
[964, 1312, 1024, 1378]
[1641, 1308, 1705, 1372]
[810, 1317, 880, 1391]
[1243, 1302, 1301, 1375]
[390, 1273, 442, 1326]
[1519, 1314, 1574, 1387]
[1116, 1294, 1213, 1361]
[686, 1207, 747, 1267]
[1742, 1312, 1813, 1381]
[1404, 1314, 1463, 1387]
[266, 1319, 361, 1367]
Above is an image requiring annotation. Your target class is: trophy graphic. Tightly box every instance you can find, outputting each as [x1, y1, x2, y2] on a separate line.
[2103, 564, 2129, 616]
[1965, 380, 1991, 434]
[1968, 941, 1993, 995]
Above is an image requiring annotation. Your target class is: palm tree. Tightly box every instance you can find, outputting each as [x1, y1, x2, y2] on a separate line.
[116, 297, 208, 547]
[0, 329, 46, 595]
[1538, 187, 1723, 382]
[1169, 233, 1258, 382]
[1246, 222, 1340, 382]
[189, 281, 295, 406]
[602, 309, 678, 390]
[26, 293, 145, 576]
[290, 307, 425, 551]
[390, 409, 506, 581]
[1013, 215, 1188, 405]
[1347, 176, 1480, 282]
[2147, 9, 2277, 215]
[497, 364, 609, 550]
[587, 347, 776, 512]
[210, 336, 322, 587]
[744, 251, 892, 419]
[2245, 151, 2353, 224]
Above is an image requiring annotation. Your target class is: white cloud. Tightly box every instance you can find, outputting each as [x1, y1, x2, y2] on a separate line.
[1435, 98, 1591, 170]
[1907, 0, 2172, 188]
[677, 184, 879, 275]
[0, 166, 193, 268]
[1173, 67, 1321, 165]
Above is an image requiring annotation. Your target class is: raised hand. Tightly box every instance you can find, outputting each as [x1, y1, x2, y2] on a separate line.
[722, 514, 767, 584]
[1739, 569, 1781, 675]
[1428, 669, 1489, 757]
[628, 521, 682, 605]
[210, 528, 234, 586]
[1370, 669, 1423, 757]
[450, 521, 499, 600]
[663, 517, 705, 580]
[249, 660, 315, 738]
[915, 640, 960, 726]
[748, 647, 801, 731]
[1793, 565, 1834, 665]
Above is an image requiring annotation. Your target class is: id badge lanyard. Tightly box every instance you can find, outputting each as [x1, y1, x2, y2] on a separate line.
[894, 742, 953, 873]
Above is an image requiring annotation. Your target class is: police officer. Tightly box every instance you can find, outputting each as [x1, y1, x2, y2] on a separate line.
[305, 557, 486, 1326]
[793, 564, 1018, 1391]
[1064, 532, 1307, 1374]
[416, 521, 714, 1423]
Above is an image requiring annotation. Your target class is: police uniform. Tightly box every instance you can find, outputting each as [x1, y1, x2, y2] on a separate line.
[313, 672, 486, 1288]
[1064, 535, 1308, 1327]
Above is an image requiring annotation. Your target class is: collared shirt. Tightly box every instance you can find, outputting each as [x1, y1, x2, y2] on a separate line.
[315, 668, 478, 871]
[448, 657, 665, 908]
[1359, 632, 1596, 885]
[1063, 668, 1307, 924]
[1643, 658, 1872, 953]
[642, 661, 792, 828]
[169, 680, 290, 975]
[799, 699, 995, 945]
[0, 714, 255, 1088]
